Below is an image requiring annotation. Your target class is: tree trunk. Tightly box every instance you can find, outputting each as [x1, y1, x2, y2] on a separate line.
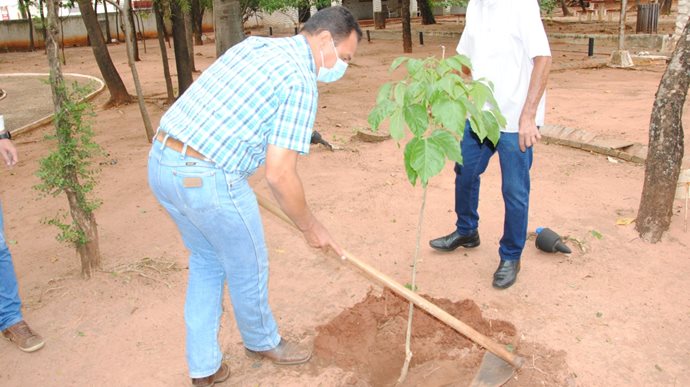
[191, 0, 203, 45]
[402, 0, 412, 53]
[184, 8, 197, 72]
[67, 188, 102, 277]
[155, 1, 175, 103]
[298, 6, 310, 23]
[213, 0, 245, 57]
[635, 17, 689, 243]
[19, 0, 36, 51]
[170, 0, 194, 93]
[119, 0, 155, 141]
[104, 1, 112, 43]
[128, 7, 140, 60]
[39, 0, 47, 48]
[560, 0, 571, 16]
[77, 0, 132, 105]
[45, 0, 102, 278]
[418, 0, 435, 25]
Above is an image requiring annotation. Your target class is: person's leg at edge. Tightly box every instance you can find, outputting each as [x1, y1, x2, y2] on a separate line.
[0, 201, 23, 332]
[454, 121, 496, 236]
[493, 132, 533, 288]
[497, 132, 533, 261]
[148, 143, 226, 379]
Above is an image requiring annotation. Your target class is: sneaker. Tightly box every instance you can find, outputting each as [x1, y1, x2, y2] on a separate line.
[2, 320, 45, 352]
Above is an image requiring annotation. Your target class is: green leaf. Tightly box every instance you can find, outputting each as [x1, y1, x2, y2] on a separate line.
[390, 56, 410, 72]
[444, 54, 473, 74]
[408, 138, 445, 186]
[367, 100, 394, 131]
[394, 83, 408, 106]
[389, 108, 405, 141]
[469, 80, 494, 109]
[430, 95, 466, 136]
[481, 110, 501, 147]
[376, 82, 393, 104]
[590, 230, 604, 240]
[404, 104, 428, 137]
[403, 140, 419, 186]
[429, 130, 462, 165]
[405, 81, 427, 105]
[406, 58, 424, 76]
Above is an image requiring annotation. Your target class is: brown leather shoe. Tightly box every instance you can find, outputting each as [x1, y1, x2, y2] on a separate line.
[2, 320, 45, 353]
[191, 362, 230, 387]
[245, 339, 312, 365]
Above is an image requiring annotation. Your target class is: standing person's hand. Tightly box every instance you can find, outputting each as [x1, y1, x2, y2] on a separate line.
[518, 115, 541, 152]
[0, 139, 18, 167]
[299, 217, 344, 257]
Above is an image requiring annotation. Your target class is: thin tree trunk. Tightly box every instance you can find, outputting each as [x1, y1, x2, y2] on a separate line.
[46, 0, 102, 278]
[635, 16, 689, 243]
[402, 0, 412, 53]
[170, 0, 194, 93]
[184, 8, 197, 72]
[120, 0, 155, 141]
[67, 188, 102, 277]
[560, 0, 571, 16]
[39, 0, 47, 48]
[128, 7, 141, 60]
[155, 1, 175, 103]
[77, 0, 132, 105]
[418, 0, 435, 25]
[191, 0, 203, 45]
[213, 0, 245, 57]
[397, 185, 428, 384]
[19, 0, 36, 51]
[104, 1, 112, 43]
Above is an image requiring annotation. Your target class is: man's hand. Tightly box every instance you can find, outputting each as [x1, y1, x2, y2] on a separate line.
[517, 55, 551, 152]
[0, 139, 18, 167]
[299, 217, 344, 257]
[518, 115, 541, 152]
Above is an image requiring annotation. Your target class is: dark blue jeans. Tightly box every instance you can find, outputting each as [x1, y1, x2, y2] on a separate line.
[454, 121, 533, 261]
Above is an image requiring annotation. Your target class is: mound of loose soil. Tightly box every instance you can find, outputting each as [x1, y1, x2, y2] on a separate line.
[314, 289, 572, 386]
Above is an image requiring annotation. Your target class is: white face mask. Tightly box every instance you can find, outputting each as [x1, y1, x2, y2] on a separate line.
[317, 39, 348, 83]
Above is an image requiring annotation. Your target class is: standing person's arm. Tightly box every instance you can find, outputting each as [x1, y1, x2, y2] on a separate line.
[0, 139, 18, 167]
[518, 56, 551, 152]
[265, 144, 343, 256]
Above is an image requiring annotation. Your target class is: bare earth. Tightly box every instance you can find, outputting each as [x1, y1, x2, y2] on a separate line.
[1, 15, 689, 387]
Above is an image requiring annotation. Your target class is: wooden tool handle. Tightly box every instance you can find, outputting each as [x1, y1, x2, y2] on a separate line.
[255, 192, 523, 369]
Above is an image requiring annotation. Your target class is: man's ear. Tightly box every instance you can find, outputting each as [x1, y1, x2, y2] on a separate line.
[316, 30, 333, 48]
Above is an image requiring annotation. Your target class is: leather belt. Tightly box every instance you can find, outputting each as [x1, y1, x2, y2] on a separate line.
[156, 131, 207, 160]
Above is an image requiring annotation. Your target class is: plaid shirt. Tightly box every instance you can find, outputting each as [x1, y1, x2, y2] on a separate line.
[159, 35, 318, 174]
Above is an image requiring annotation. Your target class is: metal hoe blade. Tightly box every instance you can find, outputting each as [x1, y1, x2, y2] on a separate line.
[470, 352, 516, 387]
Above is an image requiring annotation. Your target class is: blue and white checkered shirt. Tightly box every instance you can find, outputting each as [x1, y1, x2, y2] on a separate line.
[159, 35, 318, 174]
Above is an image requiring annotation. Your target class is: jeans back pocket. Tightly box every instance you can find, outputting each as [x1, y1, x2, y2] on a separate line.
[172, 167, 221, 213]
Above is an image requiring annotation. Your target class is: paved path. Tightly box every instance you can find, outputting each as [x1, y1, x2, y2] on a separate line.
[0, 73, 103, 134]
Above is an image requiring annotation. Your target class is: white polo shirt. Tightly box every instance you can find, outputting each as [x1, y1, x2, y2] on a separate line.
[457, 0, 551, 133]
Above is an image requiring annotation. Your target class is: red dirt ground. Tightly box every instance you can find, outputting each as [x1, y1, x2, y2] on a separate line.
[1, 13, 689, 387]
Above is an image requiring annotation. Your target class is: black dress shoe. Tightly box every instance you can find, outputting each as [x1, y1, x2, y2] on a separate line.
[492, 260, 520, 289]
[429, 230, 480, 251]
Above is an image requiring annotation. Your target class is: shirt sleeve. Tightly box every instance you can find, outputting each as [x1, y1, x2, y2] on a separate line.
[267, 80, 317, 155]
[519, 0, 552, 59]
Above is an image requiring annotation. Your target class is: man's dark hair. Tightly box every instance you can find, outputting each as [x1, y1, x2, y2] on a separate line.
[301, 6, 363, 43]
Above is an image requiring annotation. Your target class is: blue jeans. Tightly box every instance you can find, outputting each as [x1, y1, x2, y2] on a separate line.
[454, 121, 533, 261]
[0, 201, 23, 331]
[148, 137, 280, 378]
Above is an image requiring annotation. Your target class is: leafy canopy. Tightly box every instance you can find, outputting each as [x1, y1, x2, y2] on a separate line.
[368, 55, 505, 187]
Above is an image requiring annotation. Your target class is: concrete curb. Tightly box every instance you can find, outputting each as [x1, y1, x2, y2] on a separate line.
[541, 124, 648, 164]
[0, 72, 106, 138]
